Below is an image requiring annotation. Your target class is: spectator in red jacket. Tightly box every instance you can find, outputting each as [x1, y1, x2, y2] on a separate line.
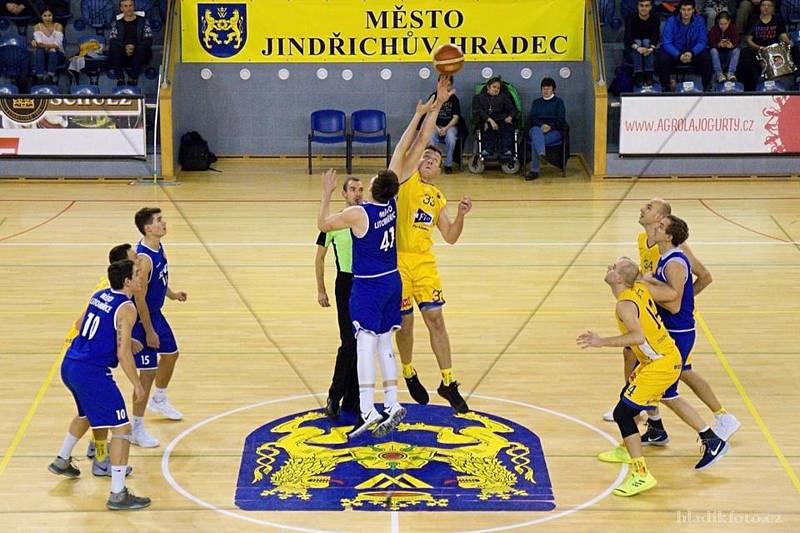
[708, 12, 741, 83]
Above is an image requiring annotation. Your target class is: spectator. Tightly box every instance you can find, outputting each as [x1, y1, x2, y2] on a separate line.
[737, 0, 797, 90]
[526, 78, 566, 181]
[702, 0, 730, 30]
[709, 12, 741, 83]
[735, 0, 761, 33]
[108, 0, 153, 86]
[472, 76, 517, 160]
[1, 0, 28, 17]
[30, 8, 64, 85]
[656, 0, 713, 90]
[427, 76, 462, 174]
[624, 0, 660, 86]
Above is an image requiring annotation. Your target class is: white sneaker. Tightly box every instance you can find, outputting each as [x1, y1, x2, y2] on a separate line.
[713, 413, 741, 441]
[148, 396, 183, 420]
[347, 409, 382, 440]
[131, 425, 159, 448]
[602, 408, 615, 422]
[373, 404, 407, 438]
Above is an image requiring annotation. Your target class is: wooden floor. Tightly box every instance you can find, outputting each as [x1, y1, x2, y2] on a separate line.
[1, 160, 798, 531]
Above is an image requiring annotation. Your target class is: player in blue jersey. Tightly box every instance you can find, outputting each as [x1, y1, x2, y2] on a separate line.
[48, 259, 151, 510]
[129, 207, 188, 448]
[640, 215, 730, 470]
[318, 168, 406, 439]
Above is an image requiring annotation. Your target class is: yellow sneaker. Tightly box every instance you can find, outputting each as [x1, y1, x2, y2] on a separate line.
[613, 471, 657, 497]
[598, 444, 632, 463]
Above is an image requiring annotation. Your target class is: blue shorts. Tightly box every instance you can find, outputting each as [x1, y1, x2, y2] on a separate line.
[61, 358, 129, 429]
[350, 272, 402, 336]
[131, 311, 178, 370]
[662, 329, 696, 400]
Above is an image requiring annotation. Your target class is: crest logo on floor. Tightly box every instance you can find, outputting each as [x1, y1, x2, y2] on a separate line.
[235, 404, 555, 511]
[197, 3, 247, 58]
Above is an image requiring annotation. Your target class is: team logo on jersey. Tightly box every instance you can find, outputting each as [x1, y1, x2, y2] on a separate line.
[198, 3, 247, 58]
[235, 405, 554, 511]
[414, 209, 433, 225]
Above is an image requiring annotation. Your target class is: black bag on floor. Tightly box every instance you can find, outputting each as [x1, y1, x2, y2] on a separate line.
[179, 131, 218, 171]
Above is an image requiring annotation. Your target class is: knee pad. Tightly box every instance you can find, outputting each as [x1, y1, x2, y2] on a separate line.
[111, 433, 132, 442]
[613, 401, 641, 439]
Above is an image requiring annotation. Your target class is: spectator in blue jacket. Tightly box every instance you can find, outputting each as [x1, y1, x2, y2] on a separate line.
[656, 0, 713, 91]
[525, 77, 566, 181]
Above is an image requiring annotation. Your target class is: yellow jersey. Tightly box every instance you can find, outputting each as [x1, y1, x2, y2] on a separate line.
[64, 276, 111, 343]
[615, 282, 681, 366]
[637, 231, 660, 275]
[397, 171, 447, 255]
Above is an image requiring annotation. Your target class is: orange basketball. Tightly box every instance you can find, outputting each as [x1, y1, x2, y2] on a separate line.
[433, 43, 464, 75]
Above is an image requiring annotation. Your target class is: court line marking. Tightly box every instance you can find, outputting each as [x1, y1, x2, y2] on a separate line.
[0, 345, 65, 476]
[699, 199, 789, 242]
[161, 393, 627, 533]
[696, 312, 800, 495]
[770, 215, 800, 253]
[1, 240, 799, 247]
[1, 196, 798, 203]
[0, 201, 75, 242]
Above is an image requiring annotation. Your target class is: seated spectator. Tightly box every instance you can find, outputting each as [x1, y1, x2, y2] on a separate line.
[709, 12, 741, 83]
[737, 0, 798, 90]
[472, 76, 516, 160]
[1, 0, 29, 17]
[30, 8, 64, 85]
[656, 0, 713, 90]
[702, 0, 730, 30]
[108, 0, 153, 86]
[526, 77, 566, 181]
[624, 0, 660, 86]
[428, 75, 462, 174]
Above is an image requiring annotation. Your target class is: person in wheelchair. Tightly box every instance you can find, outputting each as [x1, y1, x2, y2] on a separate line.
[472, 76, 517, 160]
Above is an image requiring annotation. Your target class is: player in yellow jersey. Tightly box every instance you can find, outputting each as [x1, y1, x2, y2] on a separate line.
[388, 76, 473, 413]
[62, 244, 140, 477]
[578, 257, 682, 496]
[603, 198, 739, 443]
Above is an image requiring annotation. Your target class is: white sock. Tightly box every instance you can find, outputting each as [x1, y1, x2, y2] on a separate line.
[133, 416, 144, 429]
[110, 465, 126, 494]
[377, 332, 399, 409]
[383, 385, 398, 410]
[648, 412, 662, 421]
[153, 387, 167, 402]
[356, 331, 378, 416]
[58, 433, 80, 460]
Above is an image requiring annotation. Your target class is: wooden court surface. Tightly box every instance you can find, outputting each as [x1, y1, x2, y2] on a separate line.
[0, 160, 798, 531]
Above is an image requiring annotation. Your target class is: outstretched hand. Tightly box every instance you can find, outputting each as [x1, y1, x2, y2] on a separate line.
[322, 168, 338, 195]
[434, 75, 455, 107]
[417, 94, 436, 115]
[576, 331, 604, 348]
[458, 196, 472, 215]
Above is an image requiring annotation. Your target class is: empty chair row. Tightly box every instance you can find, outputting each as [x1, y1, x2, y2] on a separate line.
[308, 109, 391, 175]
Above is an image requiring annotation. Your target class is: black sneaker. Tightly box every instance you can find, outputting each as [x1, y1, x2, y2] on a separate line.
[48, 456, 80, 478]
[695, 435, 729, 470]
[405, 373, 429, 405]
[106, 487, 151, 510]
[437, 381, 469, 413]
[324, 396, 340, 420]
[525, 171, 539, 181]
[641, 425, 670, 446]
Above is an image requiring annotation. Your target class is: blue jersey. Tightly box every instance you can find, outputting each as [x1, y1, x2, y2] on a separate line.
[137, 239, 169, 312]
[352, 198, 398, 278]
[66, 289, 134, 368]
[655, 248, 695, 332]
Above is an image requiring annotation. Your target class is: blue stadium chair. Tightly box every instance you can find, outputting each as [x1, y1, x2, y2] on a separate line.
[0, 83, 18, 94]
[713, 80, 744, 93]
[31, 84, 60, 95]
[347, 109, 391, 175]
[0, 36, 29, 79]
[72, 84, 101, 95]
[113, 85, 142, 95]
[676, 80, 703, 93]
[635, 83, 663, 93]
[77, 0, 115, 32]
[308, 109, 347, 174]
[757, 79, 788, 92]
[0, 13, 33, 36]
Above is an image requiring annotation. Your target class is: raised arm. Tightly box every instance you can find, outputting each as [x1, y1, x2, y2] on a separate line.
[436, 198, 472, 244]
[317, 169, 367, 234]
[389, 96, 434, 179]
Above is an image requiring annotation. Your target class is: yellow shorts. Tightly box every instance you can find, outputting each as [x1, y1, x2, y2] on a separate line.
[622, 353, 682, 410]
[398, 252, 445, 314]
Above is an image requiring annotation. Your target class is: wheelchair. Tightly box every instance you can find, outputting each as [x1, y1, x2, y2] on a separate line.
[468, 79, 524, 175]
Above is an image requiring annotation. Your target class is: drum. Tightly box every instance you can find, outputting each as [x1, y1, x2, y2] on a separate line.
[758, 42, 798, 80]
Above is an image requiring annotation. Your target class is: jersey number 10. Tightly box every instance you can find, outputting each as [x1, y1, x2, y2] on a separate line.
[380, 227, 395, 252]
[81, 312, 101, 340]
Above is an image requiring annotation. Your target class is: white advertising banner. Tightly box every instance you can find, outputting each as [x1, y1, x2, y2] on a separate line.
[0, 95, 146, 158]
[619, 94, 800, 155]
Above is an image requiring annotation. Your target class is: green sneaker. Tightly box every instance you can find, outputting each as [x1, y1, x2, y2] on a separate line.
[613, 471, 657, 496]
[598, 444, 632, 464]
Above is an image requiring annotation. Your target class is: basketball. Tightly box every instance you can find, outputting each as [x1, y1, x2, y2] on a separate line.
[433, 43, 464, 75]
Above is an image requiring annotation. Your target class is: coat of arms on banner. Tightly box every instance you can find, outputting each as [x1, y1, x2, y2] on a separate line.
[197, 3, 247, 58]
[235, 405, 555, 512]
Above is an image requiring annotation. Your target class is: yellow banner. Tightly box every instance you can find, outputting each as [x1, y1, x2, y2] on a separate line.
[182, 0, 585, 63]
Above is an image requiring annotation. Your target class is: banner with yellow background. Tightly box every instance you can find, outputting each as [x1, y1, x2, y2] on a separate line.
[182, 0, 585, 63]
